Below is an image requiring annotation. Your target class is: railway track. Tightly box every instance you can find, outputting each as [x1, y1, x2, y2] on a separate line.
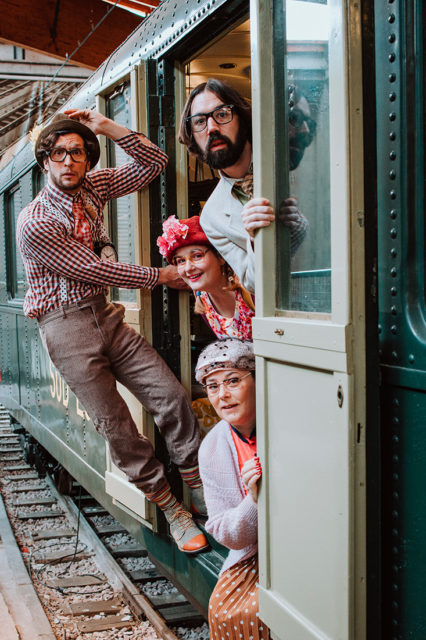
[0, 406, 209, 640]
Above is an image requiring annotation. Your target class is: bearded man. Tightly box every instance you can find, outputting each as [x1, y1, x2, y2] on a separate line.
[179, 79, 315, 293]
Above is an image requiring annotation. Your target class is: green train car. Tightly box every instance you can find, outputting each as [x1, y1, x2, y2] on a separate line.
[0, 0, 424, 637]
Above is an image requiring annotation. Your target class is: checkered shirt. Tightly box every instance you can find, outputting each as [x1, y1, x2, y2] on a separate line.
[17, 132, 167, 318]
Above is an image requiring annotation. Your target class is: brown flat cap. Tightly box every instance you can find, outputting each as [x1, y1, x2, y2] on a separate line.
[34, 113, 100, 170]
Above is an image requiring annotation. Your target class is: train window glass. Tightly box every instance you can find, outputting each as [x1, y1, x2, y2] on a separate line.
[277, 0, 331, 313]
[32, 166, 46, 198]
[6, 184, 26, 301]
[106, 82, 137, 303]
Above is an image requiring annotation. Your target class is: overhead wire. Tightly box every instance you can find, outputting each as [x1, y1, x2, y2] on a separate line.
[37, 0, 124, 124]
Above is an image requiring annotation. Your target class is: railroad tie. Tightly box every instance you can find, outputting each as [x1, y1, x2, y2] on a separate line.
[17, 508, 64, 519]
[45, 575, 106, 588]
[77, 614, 134, 634]
[31, 528, 76, 540]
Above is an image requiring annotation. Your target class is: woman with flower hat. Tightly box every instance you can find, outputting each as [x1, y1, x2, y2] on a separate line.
[195, 338, 270, 640]
[157, 215, 255, 340]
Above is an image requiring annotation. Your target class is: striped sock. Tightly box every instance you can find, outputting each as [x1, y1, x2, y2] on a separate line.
[145, 482, 178, 511]
[179, 464, 203, 489]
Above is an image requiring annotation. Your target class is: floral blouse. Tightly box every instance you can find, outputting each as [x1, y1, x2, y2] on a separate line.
[199, 289, 254, 340]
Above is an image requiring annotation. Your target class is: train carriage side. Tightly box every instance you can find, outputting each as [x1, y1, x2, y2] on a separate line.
[375, 1, 426, 638]
[0, 0, 254, 616]
[2, 0, 426, 638]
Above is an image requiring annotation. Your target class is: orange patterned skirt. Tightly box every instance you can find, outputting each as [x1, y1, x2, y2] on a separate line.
[209, 554, 270, 640]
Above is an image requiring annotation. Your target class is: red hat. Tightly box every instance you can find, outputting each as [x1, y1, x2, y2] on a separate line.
[157, 215, 211, 263]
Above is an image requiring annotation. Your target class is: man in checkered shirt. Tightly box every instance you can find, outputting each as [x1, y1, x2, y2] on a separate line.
[17, 109, 209, 555]
[179, 79, 314, 293]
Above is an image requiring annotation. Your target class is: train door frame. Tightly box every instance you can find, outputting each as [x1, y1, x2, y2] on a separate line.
[250, 1, 367, 639]
[94, 66, 157, 528]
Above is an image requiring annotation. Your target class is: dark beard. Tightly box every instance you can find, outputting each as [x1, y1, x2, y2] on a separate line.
[289, 131, 314, 170]
[200, 127, 248, 170]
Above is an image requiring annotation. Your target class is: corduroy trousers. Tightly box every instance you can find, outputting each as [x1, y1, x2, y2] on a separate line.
[38, 294, 200, 494]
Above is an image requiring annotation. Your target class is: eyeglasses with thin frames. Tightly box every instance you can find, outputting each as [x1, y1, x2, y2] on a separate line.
[186, 104, 234, 133]
[173, 248, 211, 267]
[203, 372, 252, 395]
[48, 147, 87, 163]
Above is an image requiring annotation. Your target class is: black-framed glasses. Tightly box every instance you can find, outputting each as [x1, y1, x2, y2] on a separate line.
[186, 104, 234, 133]
[48, 147, 87, 163]
[203, 372, 252, 395]
[288, 107, 317, 133]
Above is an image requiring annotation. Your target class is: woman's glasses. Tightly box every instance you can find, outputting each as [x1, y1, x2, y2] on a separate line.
[203, 372, 252, 395]
[173, 248, 210, 267]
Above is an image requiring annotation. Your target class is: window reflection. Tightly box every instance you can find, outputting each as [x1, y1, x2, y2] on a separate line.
[106, 83, 137, 304]
[277, 0, 331, 313]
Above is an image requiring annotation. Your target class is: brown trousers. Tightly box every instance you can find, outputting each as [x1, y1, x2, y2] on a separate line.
[38, 295, 200, 495]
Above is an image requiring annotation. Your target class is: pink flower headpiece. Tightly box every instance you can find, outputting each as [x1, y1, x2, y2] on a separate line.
[156, 215, 210, 263]
[157, 215, 189, 259]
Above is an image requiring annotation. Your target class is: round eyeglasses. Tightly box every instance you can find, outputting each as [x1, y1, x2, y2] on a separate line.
[48, 147, 87, 163]
[203, 372, 252, 395]
[186, 105, 234, 133]
[173, 248, 210, 267]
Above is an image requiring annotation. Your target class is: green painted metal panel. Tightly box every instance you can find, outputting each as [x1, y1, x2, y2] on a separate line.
[376, 1, 426, 637]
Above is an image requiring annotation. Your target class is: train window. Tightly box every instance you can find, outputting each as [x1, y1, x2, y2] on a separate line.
[5, 184, 26, 301]
[32, 166, 46, 198]
[106, 82, 137, 303]
[277, 0, 331, 313]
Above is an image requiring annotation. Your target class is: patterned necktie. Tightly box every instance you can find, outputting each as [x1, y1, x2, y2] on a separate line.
[72, 194, 93, 250]
[231, 170, 254, 204]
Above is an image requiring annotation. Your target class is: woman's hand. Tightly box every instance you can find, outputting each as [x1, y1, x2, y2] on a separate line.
[241, 456, 262, 503]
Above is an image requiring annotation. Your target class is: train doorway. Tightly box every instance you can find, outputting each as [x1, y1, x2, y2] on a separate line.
[250, 1, 367, 639]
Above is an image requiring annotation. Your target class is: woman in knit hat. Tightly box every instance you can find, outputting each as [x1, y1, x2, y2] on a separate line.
[157, 215, 254, 340]
[195, 338, 270, 640]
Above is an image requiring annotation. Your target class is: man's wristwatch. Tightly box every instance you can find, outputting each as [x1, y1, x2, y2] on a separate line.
[94, 241, 118, 263]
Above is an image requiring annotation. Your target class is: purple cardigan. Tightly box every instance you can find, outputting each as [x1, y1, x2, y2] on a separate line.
[198, 419, 258, 574]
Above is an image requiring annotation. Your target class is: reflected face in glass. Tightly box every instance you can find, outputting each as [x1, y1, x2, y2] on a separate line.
[204, 368, 256, 433]
[289, 95, 316, 170]
[173, 244, 225, 292]
[190, 90, 248, 169]
[43, 133, 89, 194]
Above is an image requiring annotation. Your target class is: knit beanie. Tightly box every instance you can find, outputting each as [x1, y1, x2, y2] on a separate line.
[157, 215, 211, 263]
[195, 338, 255, 383]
